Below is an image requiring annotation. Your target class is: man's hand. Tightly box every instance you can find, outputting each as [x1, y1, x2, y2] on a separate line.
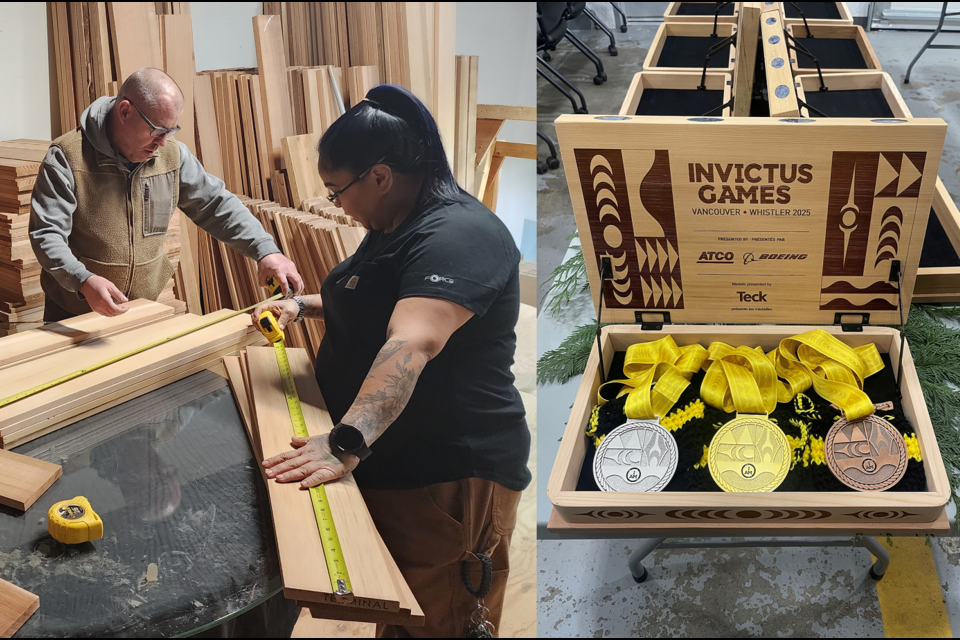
[79, 275, 129, 317]
[257, 253, 304, 296]
[263, 435, 359, 488]
[250, 299, 300, 331]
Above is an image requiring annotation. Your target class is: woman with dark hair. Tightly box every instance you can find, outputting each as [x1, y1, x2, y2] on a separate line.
[251, 84, 530, 637]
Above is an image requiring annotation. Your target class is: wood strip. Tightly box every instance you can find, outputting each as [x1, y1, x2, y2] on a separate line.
[246, 347, 414, 617]
[0, 449, 62, 510]
[475, 104, 536, 121]
[193, 74, 224, 180]
[52, 2, 78, 134]
[734, 2, 761, 117]
[108, 2, 162, 84]
[0, 579, 39, 638]
[761, 13, 799, 117]
[88, 3, 112, 99]
[494, 141, 536, 160]
[68, 3, 93, 116]
[160, 14, 197, 156]
[346, 3, 381, 78]
[282, 133, 323, 209]
[453, 55, 478, 192]
[249, 74, 274, 199]
[253, 15, 296, 175]
[346, 65, 379, 108]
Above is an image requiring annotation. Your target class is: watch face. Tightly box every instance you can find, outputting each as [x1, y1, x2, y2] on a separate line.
[334, 424, 365, 451]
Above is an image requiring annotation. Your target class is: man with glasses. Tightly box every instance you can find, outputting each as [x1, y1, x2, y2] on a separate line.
[29, 67, 304, 320]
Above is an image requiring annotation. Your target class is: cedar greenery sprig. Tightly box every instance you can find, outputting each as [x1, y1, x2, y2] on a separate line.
[538, 233, 588, 316]
[537, 322, 607, 386]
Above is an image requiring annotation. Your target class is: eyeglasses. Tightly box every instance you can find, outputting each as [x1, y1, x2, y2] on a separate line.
[127, 100, 181, 139]
[326, 156, 388, 204]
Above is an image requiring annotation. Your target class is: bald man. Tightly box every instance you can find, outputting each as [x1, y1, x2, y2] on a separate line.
[30, 68, 304, 321]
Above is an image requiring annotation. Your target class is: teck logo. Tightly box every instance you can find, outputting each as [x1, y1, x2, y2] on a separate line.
[743, 252, 807, 265]
[738, 291, 768, 302]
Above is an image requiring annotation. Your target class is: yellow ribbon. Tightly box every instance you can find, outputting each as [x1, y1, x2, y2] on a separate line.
[700, 342, 779, 415]
[598, 336, 707, 420]
[773, 329, 884, 421]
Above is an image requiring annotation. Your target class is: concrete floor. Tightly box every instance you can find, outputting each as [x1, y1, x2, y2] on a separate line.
[537, 24, 960, 638]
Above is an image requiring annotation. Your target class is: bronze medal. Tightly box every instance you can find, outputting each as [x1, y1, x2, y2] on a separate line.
[593, 419, 678, 492]
[825, 414, 907, 491]
[709, 414, 791, 492]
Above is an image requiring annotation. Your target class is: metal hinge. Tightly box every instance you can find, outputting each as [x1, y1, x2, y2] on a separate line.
[834, 313, 869, 332]
[637, 312, 671, 331]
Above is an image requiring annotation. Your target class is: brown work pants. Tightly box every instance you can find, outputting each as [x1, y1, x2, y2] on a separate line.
[361, 477, 521, 638]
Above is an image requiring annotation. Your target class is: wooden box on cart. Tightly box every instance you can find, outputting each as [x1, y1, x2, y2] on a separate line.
[663, 2, 741, 24]
[643, 22, 738, 74]
[547, 115, 953, 529]
[619, 71, 732, 118]
[782, 1, 853, 27]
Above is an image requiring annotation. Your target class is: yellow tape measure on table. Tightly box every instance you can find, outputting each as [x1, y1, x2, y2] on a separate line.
[256, 310, 353, 598]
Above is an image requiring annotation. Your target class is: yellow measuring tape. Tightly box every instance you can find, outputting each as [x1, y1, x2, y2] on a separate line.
[259, 311, 353, 599]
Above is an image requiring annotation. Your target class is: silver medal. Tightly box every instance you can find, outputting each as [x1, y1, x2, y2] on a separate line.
[593, 419, 678, 492]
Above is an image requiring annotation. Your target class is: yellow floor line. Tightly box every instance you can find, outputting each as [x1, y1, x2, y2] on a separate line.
[872, 537, 951, 638]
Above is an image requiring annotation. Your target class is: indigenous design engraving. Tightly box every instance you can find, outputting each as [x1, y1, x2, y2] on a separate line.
[593, 420, 678, 492]
[708, 415, 791, 492]
[574, 149, 683, 309]
[820, 151, 925, 311]
[825, 414, 907, 491]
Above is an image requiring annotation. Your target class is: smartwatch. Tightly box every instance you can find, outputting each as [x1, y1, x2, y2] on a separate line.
[329, 423, 372, 461]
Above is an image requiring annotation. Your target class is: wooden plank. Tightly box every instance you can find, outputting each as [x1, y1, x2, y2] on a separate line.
[335, 3, 351, 94]
[193, 74, 224, 180]
[253, 15, 296, 174]
[346, 65, 379, 108]
[379, 2, 409, 87]
[249, 74, 274, 198]
[346, 3, 381, 78]
[108, 2, 162, 83]
[88, 3, 112, 98]
[0, 299, 174, 369]
[493, 141, 536, 160]
[68, 3, 93, 115]
[51, 2, 78, 134]
[245, 346, 417, 618]
[434, 2, 456, 170]
[474, 118, 504, 167]
[403, 2, 433, 117]
[160, 14, 196, 156]
[453, 55, 478, 192]
[760, 12, 799, 117]
[475, 104, 536, 121]
[282, 133, 323, 209]
[320, 3, 343, 67]
[0, 449, 61, 510]
[733, 2, 761, 117]
[0, 579, 39, 638]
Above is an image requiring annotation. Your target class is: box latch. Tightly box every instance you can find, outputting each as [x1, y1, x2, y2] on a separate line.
[636, 312, 671, 331]
[834, 313, 869, 332]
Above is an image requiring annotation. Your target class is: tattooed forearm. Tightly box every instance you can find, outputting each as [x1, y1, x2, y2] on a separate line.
[300, 294, 324, 319]
[342, 342, 427, 444]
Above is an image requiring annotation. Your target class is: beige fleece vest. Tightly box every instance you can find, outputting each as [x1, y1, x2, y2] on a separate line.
[44, 128, 179, 315]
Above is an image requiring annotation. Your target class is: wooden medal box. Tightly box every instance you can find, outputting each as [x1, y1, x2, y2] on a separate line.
[548, 115, 952, 528]
[619, 72, 732, 118]
[664, 2, 741, 24]
[782, 1, 853, 27]
[643, 22, 738, 74]
[794, 71, 960, 303]
[785, 24, 881, 74]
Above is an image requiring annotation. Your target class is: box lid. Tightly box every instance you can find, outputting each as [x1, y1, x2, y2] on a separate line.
[555, 115, 946, 326]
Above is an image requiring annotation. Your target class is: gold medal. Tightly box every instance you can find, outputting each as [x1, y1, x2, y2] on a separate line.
[825, 414, 907, 491]
[709, 414, 791, 492]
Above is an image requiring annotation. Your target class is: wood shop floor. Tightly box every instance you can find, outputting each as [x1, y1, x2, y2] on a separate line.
[293, 303, 537, 638]
[537, 23, 960, 639]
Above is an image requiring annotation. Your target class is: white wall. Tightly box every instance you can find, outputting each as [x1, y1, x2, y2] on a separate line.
[0, 3, 53, 141]
[456, 2, 537, 260]
[191, 2, 261, 72]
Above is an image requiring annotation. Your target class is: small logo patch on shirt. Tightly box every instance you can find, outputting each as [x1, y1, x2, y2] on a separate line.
[425, 275, 454, 284]
[345, 275, 360, 290]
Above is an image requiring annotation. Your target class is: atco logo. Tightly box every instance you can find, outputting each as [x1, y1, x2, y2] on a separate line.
[425, 275, 454, 284]
[744, 252, 808, 265]
[696, 251, 734, 264]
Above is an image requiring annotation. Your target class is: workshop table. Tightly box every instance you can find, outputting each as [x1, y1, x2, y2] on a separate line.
[0, 369, 289, 638]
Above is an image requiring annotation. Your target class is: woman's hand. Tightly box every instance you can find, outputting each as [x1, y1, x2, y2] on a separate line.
[262, 435, 359, 488]
[250, 299, 300, 330]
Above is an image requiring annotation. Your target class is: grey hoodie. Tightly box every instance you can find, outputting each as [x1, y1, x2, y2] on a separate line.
[29, 96, 281, 295]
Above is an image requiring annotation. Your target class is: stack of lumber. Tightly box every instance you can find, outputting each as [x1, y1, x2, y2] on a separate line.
[197, 196, 365, 361]
[0, 301, 264, 449]
[224, 346, 423, 626]
[0, 579, 39, 637]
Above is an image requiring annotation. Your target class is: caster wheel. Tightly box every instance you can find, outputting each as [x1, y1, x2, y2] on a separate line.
[543, 52, 552, 62]
[632, 567, 648, 584]
[594, 75, 606, 85]
[576, 107, 589, 114]
[547, 157, 560, 169]
[609, 46, 618, 56]
[620, 25, 628, 32]
[537, 160, 548, 175]
[869, 566, 884, 581]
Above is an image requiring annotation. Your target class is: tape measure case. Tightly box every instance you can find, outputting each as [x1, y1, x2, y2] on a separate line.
[546, 115, 953, 529]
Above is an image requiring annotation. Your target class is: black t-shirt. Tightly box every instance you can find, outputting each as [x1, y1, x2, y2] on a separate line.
[315, 194, 532, 492]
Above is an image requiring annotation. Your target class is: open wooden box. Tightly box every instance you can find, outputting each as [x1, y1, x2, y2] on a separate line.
[619, 72, 732, 117]
[783, 1, 853, 27]
[795, 71, 960, 302]
[643, 22, 738, 74]
[664, 2, 741, 23]
[548, 115, 952, 528]
[785, 24, 881, 74]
